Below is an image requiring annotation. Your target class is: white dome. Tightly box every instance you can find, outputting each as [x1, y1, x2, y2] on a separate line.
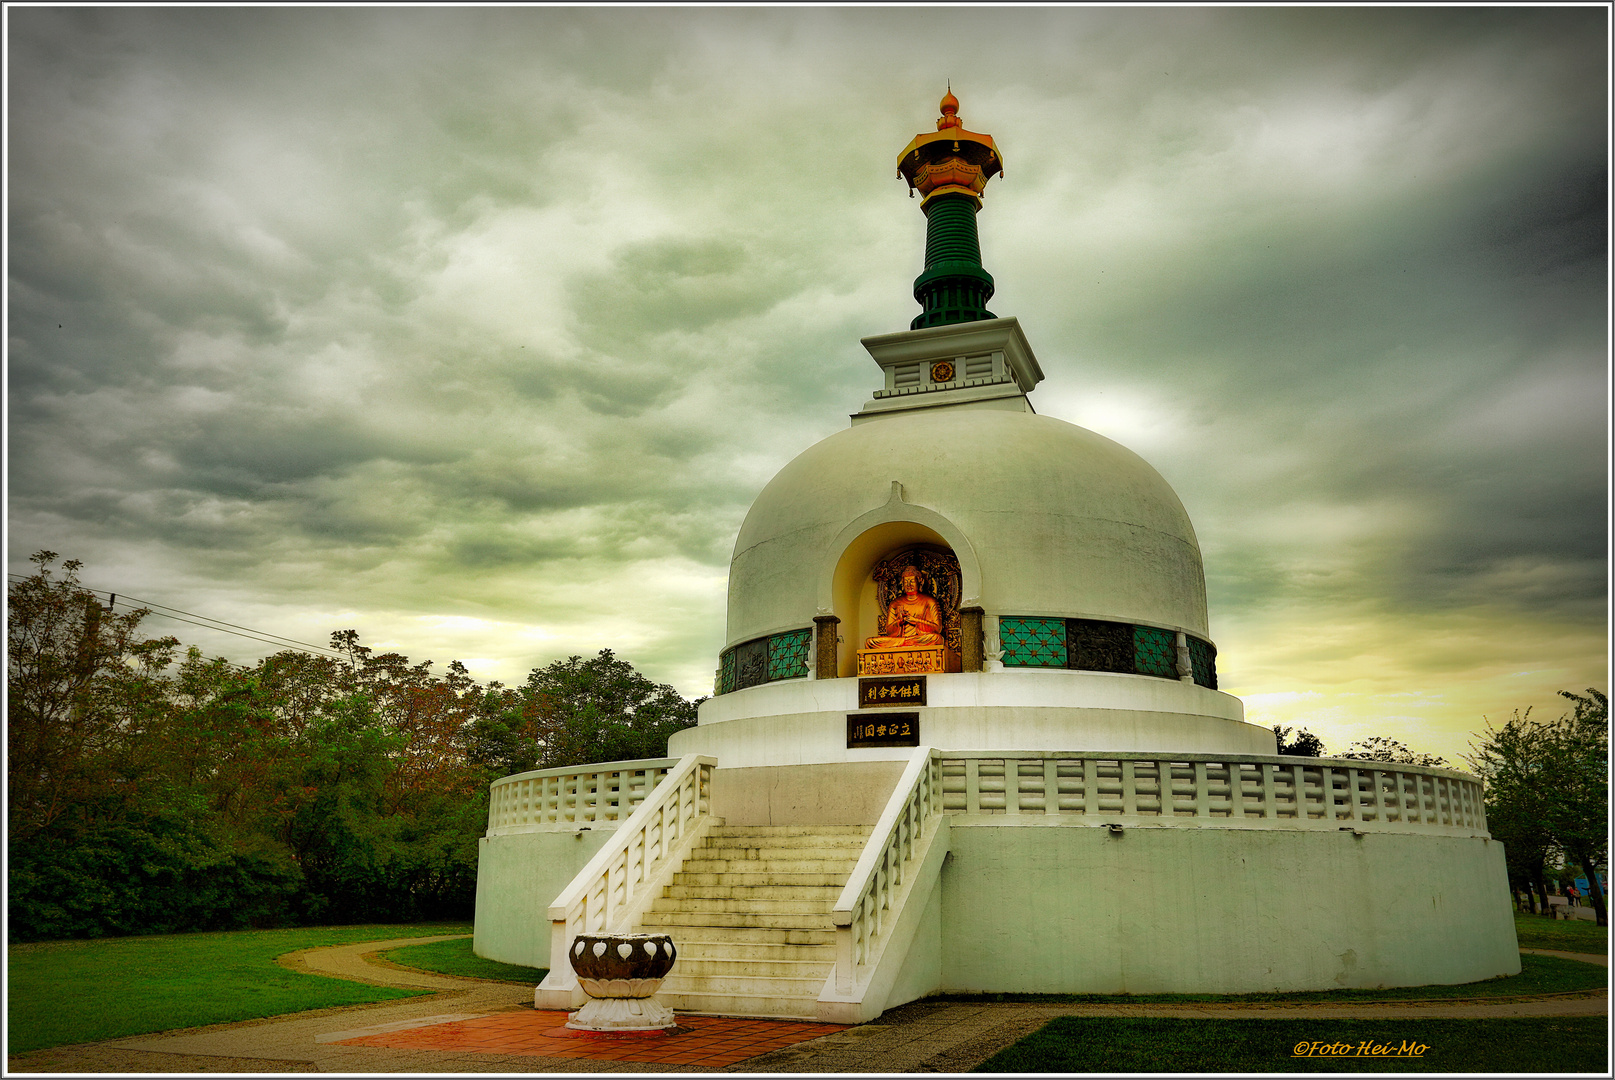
[726, 404, 1208, 651]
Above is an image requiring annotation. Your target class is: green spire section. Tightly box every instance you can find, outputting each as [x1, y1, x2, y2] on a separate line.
[896, 91, 1004, 331]
[912, 193, 995, 330]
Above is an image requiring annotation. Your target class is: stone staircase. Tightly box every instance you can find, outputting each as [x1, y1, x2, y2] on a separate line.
[639, 823, 872, 1019]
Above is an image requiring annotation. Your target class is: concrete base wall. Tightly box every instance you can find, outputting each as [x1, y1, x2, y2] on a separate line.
[675, 671, 1270, 768]
[473, 829, 614, 966]
[711, 762, 907, 826]
[938, 823, 1520, 994]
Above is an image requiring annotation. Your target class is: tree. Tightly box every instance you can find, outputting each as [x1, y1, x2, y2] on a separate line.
[9, 553, 708, 939]
[465, 685, 548, 779]
[7, 555, 306, 939]
[522, 650, 700, 771]
[1537, 689, 1608, 926]
[1338, 736, 1448, 768]
[7, 551, 179, 844]
[1468, 689, 1609, 927]
[1273, 725, 1326, 757]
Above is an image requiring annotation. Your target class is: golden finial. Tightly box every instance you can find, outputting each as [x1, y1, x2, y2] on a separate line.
[898, 89, 1002, 208]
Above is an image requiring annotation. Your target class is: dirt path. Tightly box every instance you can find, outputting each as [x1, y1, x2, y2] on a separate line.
[1520, 947, 1608, 966]
[277, 932, 480, 989]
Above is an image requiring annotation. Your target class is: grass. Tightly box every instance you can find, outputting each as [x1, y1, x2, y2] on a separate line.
[974, 1016, 1608, 1073]
[381, 936, 548, 983]
[928, 952, 1605, 1006]
[1513, 910, 1609, 952]
[6, 922, 468, 1054]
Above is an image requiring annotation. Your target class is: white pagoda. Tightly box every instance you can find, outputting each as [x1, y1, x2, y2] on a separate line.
[474, 93, 1518, 1023]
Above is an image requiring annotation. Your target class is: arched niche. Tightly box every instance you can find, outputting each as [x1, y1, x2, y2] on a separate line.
[820, 492, 981, 678]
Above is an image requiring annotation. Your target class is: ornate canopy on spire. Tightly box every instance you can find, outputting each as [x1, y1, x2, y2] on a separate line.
[897, 92, 1003, 209]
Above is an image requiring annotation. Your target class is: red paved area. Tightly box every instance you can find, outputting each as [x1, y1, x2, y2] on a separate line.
[337, 1010, 848, 1067]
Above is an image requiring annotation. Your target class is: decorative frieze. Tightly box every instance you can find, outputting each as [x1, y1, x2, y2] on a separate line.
[1001, 615, 1219, 688]
[716, 626, 814, 695]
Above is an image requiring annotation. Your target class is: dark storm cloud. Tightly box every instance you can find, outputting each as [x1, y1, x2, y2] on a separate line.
[6, 6, 1605, 743]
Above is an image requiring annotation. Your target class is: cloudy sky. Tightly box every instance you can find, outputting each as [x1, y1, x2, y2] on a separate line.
[7, 6, 1607, 763]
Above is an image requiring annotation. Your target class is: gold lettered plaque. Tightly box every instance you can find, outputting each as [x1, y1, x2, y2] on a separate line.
[859, 675, 927, 708]
[848, 713, 920, 748]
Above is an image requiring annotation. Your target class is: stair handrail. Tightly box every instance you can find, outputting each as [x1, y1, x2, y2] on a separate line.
[830, 746, 942, 993]
[544, 753, 717, 975]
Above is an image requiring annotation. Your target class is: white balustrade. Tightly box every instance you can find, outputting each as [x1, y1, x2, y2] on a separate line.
[936, 751, 1488, 837]
[543, 754, 716, 981]
[832, 748, 944, 993]
[485, 758, 678, 835]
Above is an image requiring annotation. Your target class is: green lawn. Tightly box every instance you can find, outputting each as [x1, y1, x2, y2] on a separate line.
[381, 936, 548, 983]
[1514, 911, 1609, 952]
[929, 952, 1604, 1006]
[975, 1016, 1608, 1073]
[7, 922, 468, 1054]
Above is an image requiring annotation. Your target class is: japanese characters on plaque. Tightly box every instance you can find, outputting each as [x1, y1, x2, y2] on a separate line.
[858, 675, 927, 709]
[847, 713, 920, 748]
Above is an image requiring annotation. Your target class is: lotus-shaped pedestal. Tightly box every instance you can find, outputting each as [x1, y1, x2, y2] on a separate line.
[565, 933, 678, 1031]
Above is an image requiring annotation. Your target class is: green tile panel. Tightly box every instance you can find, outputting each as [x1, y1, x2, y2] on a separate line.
[717, 649, 737, 696]
[999, 616, 1067, 667]
[767, 628, 812, 681]
[1188, 636, 1218, 689]
[1133, 625, 1178, 679]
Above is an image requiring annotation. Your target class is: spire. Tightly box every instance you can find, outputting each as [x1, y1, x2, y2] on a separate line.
[896, 91, 1003, 330]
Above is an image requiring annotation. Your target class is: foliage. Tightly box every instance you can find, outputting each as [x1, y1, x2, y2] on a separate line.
[6, 923, 463, 1053]
[382, 935, 549, 983]
[1338, 735, 1448, 767]
[1270, 726, 1452, 764]
[7, 552, 180, 847]
[1272, 725, 1326, 757]
[972, 1016, 1607, 1074]
[523, 649, 699, 770]
[1469, 689, 1609, 927]
[7, 553, 702, 941]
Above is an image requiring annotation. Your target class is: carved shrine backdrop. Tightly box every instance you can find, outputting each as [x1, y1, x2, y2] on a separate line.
[871, 547, 962, 653]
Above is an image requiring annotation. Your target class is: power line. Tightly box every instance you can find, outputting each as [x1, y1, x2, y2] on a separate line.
[6, 573, 349, 660]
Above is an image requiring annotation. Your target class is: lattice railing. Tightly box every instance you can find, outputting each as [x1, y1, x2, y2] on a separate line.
[936, 752, 1487, 835]
[832, 748, 944, 992]
[486, 758, 677, 835]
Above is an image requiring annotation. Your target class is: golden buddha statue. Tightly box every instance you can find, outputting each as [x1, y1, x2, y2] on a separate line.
[864, 566, 946, 649]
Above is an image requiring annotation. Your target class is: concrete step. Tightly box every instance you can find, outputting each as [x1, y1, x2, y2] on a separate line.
[647, 924, 836, 947]
[708, 825, 870, 838]
[650, 896, 834, 916]
[641, 910, 836, 930]
[672, 871, 848, 888]
[669, 942, 835, 964]
[663, 883, 843, 902]
[674, 955, 833, 977]
[698, 840, 867, 857]
[681, 858, 860, 875]
[701, 832, 869, 848]
[661, 971, 827, 999]
[656, 990, 821, 1020]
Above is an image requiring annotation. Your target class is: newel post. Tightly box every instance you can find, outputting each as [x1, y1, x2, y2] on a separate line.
[833, 913, 855, 993]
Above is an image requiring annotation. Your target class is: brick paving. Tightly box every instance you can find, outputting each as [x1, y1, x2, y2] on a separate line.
[335, 1011, 848, 1068]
